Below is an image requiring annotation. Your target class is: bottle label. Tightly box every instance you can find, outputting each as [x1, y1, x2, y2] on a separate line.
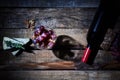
[81, 47, 91, 63]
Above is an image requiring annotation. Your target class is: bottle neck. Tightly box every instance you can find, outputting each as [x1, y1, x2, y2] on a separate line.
[81, 44, 99, 65]
[81, 45, 91, 63]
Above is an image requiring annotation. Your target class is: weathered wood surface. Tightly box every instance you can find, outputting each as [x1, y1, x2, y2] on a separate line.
[0, 50, 117, 70]
[0, 2, 119, 80]
[0, 71, 120, 80]
[0, 8, 119, 29]
[0, 0, 100, 7]
[0, 8, 119, 70]
[0, 8, 120, 80]
[0, 8, 96, 29]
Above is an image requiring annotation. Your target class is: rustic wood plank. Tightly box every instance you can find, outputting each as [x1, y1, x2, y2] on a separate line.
[0, 50, 81, 64]
[0, 71, 120, 80]
[0, 0, 119, 79]
[0, 8, 119, 29]
[0, 0, 100, 7]
[0, 8, 96, 29]
[0, 49, 115, 70]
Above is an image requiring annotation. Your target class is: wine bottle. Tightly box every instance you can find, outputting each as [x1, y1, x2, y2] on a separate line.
[81, 0, 119, 65]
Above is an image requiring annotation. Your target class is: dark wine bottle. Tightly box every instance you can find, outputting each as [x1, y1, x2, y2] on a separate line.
[81, 0, 119, 65]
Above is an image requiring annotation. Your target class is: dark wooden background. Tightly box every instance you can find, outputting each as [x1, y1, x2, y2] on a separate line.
[0, 0, 120, 80]
[0, 0, 100, 7]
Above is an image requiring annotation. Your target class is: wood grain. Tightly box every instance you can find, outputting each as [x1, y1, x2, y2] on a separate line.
[0, 71, 120, 80]
[0, 50, 114, 70]
[0, 0, 100, 7]
[0, 8, 96, 29]
[0, 1, 119, 79]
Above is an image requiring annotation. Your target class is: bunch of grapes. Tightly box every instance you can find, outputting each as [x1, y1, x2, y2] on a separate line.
[32, 26, 57, 49]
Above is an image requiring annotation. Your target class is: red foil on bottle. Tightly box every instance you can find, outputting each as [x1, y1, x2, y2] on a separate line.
[81, 47, 91, 63]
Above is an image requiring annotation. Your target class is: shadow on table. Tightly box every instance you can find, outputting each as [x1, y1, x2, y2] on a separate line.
[52, 35, 85, 61]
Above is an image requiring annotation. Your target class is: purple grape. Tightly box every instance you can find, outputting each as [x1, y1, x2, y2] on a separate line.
[51, 34, 57, 40]
[48, 30, 54, 35]
[34, 28, 40, 36]
[41, 32, 48, 38]
[48, 41, 54, 49]
[32, 25, 56, 49]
